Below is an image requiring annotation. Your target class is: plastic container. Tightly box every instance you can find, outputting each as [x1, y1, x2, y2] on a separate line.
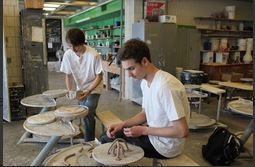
[225, 6, 236, 19]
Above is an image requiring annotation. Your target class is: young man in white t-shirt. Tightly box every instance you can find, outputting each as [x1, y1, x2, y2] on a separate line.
[100, 38, 190, 159]
[60, 28, 103, 142]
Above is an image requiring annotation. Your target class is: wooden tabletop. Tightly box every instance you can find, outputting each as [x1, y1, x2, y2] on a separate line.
[218, 82, 253, 91]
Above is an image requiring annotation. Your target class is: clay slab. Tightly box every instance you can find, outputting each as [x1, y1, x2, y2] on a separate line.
[92, 142, 144, 166]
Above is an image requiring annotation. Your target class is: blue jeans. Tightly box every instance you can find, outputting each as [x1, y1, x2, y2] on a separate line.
[79, 94, 100, 142]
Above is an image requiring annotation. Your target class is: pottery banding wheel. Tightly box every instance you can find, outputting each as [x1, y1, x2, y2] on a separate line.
[21, 94, 56, 108]
[189, 112, 216, 129]
[54, 105, 89, 121]
[24, 111, 80, 137]
[92, 142, 144, 166]
[227, 99, 253, 117]
[42, 89, 68, 99]
[27, 112, 56, 125]
[43, 143, 98, 166]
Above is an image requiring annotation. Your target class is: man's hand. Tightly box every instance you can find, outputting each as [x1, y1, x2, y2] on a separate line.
[123, 126, 148, 137]
[77, 90, 90, 101]
[107, 122, 125, 138]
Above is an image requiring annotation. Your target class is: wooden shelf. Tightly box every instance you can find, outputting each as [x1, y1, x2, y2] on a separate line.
[201, 63, 252, 67]
[194, 17, 252, 23]
[200, 63, 253, 80]
[197, 28, 252, 33]
[200, 50, 247, 52]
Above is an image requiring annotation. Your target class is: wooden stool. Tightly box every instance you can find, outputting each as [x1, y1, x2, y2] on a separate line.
[96, 111, 122, 132]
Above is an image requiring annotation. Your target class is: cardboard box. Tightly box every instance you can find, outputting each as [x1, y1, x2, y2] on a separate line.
[231, 72, 243, 82]
[24, 0, 44, 9]
[221, 73, 232, 81]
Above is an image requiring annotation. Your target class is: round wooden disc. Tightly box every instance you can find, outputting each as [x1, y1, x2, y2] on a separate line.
[42, 89, 68, 99]
[189, 112, 216, 129]
[55, 105, 88, 118]
[227, 99, 252, 116]
[92, 142, 144, 166]
[43, 143, 97, 166]
[23, 111, 80, 137]
[21, 94, 56, 108]
[27, 112, 56, 125]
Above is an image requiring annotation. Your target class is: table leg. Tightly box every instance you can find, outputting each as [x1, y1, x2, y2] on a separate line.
[17, 131, 32, 144]
[240, 119, 254, 144]
[216, 94, 222, 122]
[198, 89, 202, 114]
[40, 107, 49, 113]
[30, 136, 61, 166]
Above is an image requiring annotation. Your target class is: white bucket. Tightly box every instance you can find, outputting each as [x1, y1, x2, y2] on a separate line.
[210, 38, 219, 51]
[225, 6, 236, 19]
[238, 39, 247, 51]
[246, 38, 253, 51]
[220, 38, 228, 50]
[216, 52, 229, 64]
[175, 67, 183, 80]
[203, 52, 214, 64]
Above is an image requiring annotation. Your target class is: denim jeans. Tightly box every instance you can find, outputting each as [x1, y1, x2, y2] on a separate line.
[79, 93, 100, 142]
[100, 130, 168, 159]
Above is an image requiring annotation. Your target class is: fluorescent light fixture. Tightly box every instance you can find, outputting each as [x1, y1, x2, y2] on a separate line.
[43, 7, 56, 11]
[75, 17, 91, 23]
[44, 4, 60, 8]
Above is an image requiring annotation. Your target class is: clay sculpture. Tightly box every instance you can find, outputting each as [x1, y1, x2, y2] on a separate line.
[107, 138, 131, 161]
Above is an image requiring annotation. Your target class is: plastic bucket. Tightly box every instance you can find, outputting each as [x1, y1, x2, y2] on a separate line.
[225, 6, 236, 19]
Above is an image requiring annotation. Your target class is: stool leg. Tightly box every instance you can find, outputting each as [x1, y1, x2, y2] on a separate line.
[216, 94, 222, 122]
[31, 136, 61, 166]
[152, 158, 163, 166]
[198, 89, 202, 114]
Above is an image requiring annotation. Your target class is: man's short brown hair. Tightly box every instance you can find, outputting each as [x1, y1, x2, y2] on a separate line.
[66, 28, 85, 47]
[117, 38, 151, 63]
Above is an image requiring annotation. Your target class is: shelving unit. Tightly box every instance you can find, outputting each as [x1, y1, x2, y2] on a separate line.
[194, 17, 253, 80]
[46, 19, 62, 61]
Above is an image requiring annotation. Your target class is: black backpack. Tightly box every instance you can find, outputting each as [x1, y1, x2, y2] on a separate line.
[202, 127, 242, 166]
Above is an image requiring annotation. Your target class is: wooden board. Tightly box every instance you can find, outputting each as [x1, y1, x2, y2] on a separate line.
[96, 111, 122, 128]
[21, 94, 56, 108]
[92, 142, 144, 166]
[219, 81, 253, 91]
[42, 89, 68, 99]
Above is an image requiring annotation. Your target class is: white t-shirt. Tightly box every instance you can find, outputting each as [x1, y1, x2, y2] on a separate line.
[141, 70, 190, 158]
[60, 45, 103, 94]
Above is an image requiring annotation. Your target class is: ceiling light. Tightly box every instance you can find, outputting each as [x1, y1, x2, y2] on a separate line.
[43, 7, 56, 11]
[44, 4, 60, 8]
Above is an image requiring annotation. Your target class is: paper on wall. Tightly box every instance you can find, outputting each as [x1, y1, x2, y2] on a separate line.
[32, 26, 43, 42]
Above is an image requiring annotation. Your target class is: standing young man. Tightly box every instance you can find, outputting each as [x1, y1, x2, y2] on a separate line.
[60, 28, 103, 142]
[100, 38, 190, 159]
